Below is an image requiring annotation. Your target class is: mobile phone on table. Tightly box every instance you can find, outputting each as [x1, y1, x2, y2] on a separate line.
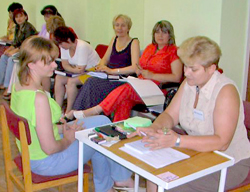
[95, 125, 127, 140]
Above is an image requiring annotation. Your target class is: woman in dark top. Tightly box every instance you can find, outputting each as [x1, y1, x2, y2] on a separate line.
[0, 8, 37, 98]
[65, 14, 140, 114]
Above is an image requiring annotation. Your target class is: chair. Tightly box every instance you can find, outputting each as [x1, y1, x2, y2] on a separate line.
[0, 101, 91, 192]
[227, 100, 250, 191]
[95, 44, 108, 59]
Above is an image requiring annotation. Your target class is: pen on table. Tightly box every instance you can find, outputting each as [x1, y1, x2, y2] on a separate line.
[127, 123, 147, 136]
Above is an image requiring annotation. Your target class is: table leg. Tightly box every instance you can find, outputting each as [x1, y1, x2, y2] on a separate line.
[158, 186, 164, 192]
[78, 141, 84, 192]
[218, 167, 227, 192]
[134, 173, 139, 192]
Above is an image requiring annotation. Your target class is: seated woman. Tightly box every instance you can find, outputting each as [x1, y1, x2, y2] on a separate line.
[0, 8, 37, 99]
[0, 3, 23, 59]
[0, 2, 23, 43]
[42, 15, 77, 93]
[69, 14, 140, 114]
[53, 26, 100, 109]
[39, 5, 61, 39]
[129, 36, 250, 191]
[46, 15, 78, 39]
[68, 20, 183, 122]
[11, 36, 135, 192]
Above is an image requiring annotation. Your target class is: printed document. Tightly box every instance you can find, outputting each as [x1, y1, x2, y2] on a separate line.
[120, 139, 190, 169]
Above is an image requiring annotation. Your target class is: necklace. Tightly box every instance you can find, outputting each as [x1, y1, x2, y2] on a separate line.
[193, 86, 200, 108]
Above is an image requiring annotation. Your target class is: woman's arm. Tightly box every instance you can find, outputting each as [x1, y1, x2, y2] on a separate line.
[96, 37, 115, 68]
[140, 59, 183, 83]
[128, 79, 185, 139]
[34, 92, 76, 155]
[4, 46, 15, 55]
[179, 84, 240, 152]
[7, 47, 19, 56]
[61, 60, 86, 74]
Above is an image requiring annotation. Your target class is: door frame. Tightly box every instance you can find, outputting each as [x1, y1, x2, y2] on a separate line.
[242, 0, 250, 100]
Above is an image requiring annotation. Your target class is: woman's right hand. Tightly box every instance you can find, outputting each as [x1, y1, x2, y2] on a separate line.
[127, 126, 157, 138]
[63, 120, 84, 143]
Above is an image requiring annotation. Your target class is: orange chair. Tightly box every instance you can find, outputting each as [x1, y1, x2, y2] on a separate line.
[0, 101, 91, 192]
[95, 44, 108, 59]
[227, 101, 250, 192]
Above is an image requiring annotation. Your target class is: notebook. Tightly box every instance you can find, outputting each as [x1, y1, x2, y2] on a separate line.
[124, 139, 151, 154]
[120, 139, 190, 168]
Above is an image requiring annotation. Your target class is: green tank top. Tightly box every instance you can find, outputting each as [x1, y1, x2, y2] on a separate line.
[11, 84, 61, 160]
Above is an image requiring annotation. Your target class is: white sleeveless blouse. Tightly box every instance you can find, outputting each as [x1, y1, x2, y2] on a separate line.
[179, 71, 250, 163]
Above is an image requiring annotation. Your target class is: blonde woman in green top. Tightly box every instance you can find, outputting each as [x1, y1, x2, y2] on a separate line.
[11, 36, 135, 192]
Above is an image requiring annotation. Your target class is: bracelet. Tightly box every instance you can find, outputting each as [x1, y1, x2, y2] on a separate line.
[117, 69, 120, 74]
[175, 134, 181, 147]
[73, 110, 85, 119]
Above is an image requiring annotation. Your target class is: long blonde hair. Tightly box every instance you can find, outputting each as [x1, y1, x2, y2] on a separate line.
[18, 36, 59, 85]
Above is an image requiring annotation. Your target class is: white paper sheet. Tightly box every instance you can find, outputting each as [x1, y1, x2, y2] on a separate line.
[120, 140, 190, 169]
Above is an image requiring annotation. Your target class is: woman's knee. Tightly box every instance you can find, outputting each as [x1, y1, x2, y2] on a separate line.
[7, 57, 13, 63]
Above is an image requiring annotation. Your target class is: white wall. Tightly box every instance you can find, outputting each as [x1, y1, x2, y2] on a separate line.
[0, 0, 249, 96]
[220, 0, 249, 96]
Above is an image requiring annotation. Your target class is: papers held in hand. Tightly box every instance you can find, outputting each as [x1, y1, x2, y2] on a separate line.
[121, 77, 165, 106]
[0, 41, 12, 46]
[54, 70, 81, 78]
[87, 71, 120, 80]
[120, 139, 190, 169]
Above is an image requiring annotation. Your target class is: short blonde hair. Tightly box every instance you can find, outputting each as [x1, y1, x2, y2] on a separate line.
[18, 36, 59, 85]
[46, 15, 65, 34]
[152, 20, 175, 45]
[112, 14, 132, 31]
[177, 36, 222, 68]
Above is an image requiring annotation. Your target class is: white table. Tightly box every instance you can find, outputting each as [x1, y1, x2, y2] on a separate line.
[76, 128, 234, 192]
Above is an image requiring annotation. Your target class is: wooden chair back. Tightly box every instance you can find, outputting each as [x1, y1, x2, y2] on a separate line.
[0, 101, 90, 192]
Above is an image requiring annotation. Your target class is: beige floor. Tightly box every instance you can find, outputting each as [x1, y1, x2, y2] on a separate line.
[0, 90, 146, 192]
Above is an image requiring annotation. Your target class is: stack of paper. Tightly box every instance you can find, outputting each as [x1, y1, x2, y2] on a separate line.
[124, 140, 151, 154]
[87, 71, 108, 79]
[120, 139, 190, 169]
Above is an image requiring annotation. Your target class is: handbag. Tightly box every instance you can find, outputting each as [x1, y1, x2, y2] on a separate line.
[163, 89, 177, 110]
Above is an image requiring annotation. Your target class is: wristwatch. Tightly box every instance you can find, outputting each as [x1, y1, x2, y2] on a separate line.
[175, 134, 181, 147]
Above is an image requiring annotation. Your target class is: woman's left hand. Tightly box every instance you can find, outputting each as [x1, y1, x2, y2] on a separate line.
[96, 65, 111, 73]
[65, 119, 84, 131]
[141, 69, 154, 79]
[142, 129, 179, 150]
